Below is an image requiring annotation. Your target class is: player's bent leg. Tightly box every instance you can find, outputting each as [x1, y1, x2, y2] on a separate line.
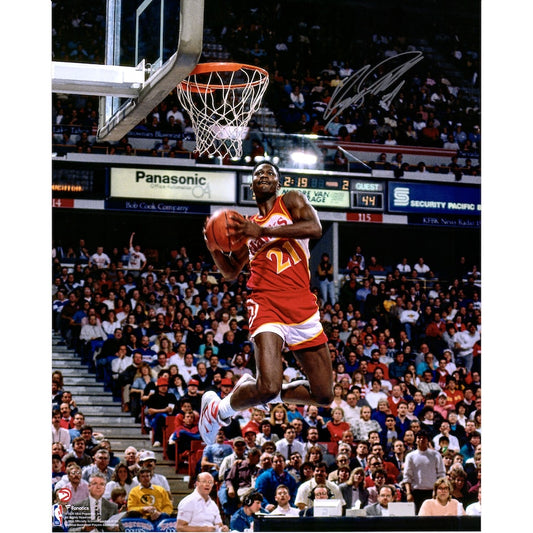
[293, 343, 334, 406]
[252, 331, 285, 404]
[223, 330, 284, 412]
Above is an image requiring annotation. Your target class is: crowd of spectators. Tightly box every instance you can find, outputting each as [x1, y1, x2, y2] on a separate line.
[52, 236, 481, 528]
[52, 1, 481, 165]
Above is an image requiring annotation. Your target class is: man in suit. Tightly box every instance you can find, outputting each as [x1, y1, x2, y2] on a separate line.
[276, 426, 306, 461]
[363, 484, 395, 516]
[66, 472, 119, 531]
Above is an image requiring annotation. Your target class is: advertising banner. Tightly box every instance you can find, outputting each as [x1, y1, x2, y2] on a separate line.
[110, 167, 237, 203]
[388, 182, 481, 215]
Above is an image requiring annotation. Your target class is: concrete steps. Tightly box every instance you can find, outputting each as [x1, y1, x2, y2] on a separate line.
[52, 333, 192, 507]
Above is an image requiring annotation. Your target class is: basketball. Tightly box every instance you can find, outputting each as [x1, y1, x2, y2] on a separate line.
[204, 209, 247, 253]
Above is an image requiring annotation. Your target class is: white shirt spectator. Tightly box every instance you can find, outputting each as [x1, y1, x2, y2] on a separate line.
[167, 107, 185, 126]
[127, 247, 146, 272]
[177, 488, 224, 529]
[89, 251, 111, 269]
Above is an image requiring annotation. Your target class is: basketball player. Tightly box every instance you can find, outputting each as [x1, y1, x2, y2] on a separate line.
[199, 161, 333, 444]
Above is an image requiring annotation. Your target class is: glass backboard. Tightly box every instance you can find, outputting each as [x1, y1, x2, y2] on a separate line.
[99, 0, 204, 141]
[51, 0, 204, 142]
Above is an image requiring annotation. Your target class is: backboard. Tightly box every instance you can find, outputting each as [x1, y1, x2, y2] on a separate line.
[51, 0, 204, 142]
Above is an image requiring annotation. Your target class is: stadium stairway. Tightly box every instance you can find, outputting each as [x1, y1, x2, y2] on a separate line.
[51, 332, 191, 508]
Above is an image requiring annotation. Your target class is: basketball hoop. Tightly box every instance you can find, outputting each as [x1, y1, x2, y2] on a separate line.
[176, 62, 269, 158]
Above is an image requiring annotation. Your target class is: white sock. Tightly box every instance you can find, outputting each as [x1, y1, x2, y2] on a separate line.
[218, 395, 238, 421]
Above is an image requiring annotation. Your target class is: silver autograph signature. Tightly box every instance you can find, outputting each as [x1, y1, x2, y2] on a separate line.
[324, 51, 424, 127]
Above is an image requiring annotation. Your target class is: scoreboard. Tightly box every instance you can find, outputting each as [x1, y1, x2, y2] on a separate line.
[239, 172, 385, 211]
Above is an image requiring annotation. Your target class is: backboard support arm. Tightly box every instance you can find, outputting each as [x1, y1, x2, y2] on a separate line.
[51, 0, 204, 143]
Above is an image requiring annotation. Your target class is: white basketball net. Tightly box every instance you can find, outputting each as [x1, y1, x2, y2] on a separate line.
[177, 63, 269, 158]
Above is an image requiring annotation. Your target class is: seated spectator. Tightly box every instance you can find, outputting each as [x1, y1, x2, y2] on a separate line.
[294, 462, 345, 511]
[465, 489, 481, 516]
[230, 489, 265, 531]
[82, 448, 115, 483]
[443, 134, 460, 151]
[154, 136, 173, 153]
[52, 409, 71, 450]
[52, 454, 66, 491]
[269, 484, 300, 516]
[221, 448, 262, 518]
[326, 407, 351, 443]
[339, 466, 369, 509]
[379, 414, 399, 453]
[418, 477, 466, 516]
[168, 411, 201, 460]
[419, 119, 441, 147]
[255, 419, 280, 447]
[448, 467, 473, 507]
[63, 436, 93, 468]
[352, 406, 382, 441]
[460, 431, 481, 462]
[104, 461, 138, 499]
[134, 450, 171, 497]
[55, 463, 90, 504]
[365, 379, 389, 410]
[305, 445, 326, 471]
[327, 453, 351, 483]
[363, 484, 396, 516]
[276, 425, 306, 460]
[76, 131, 93, 152]
[241, 407, 265, 436]
[130, 362, 156, 423]
[270, 403, 290, 439]
[177, 472, 229, 532]
[65, 472, 119, 528]
[126, 467, 173, 523]
[145, 377, 177, 447]
[78, 314, 107, 363]
[110, 344, 132, 401]
[255, 452, 298, 512]
[109, 486, 128, 515]
[200, 429, 233, 480]
[299, 484, 335, 517]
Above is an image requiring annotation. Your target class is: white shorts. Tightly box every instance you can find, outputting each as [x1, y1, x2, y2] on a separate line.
[252, 309, 327, 350]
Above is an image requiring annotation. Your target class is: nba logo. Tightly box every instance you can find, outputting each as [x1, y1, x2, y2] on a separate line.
[52, 504, 63, 527]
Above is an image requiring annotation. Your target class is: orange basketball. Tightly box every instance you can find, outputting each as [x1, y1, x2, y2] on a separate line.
[204, 209, 247, 253]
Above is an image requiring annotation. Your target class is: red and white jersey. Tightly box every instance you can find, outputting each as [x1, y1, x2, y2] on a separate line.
[245, 195, 326, 349]
[247, 195, 311, 293]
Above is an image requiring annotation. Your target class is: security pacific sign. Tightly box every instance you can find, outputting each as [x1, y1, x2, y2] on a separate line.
[388, 182, 481, 215]
[110, 167, 237, 203]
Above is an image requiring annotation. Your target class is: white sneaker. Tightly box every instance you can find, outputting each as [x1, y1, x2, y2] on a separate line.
[232, 373, 256, 393]
[199, 391, 225, 445]
[152, 441, 162, 448]
[282, 379, 310, 392]
[199, 374, 258, 444]
[233, 374, 272, 410]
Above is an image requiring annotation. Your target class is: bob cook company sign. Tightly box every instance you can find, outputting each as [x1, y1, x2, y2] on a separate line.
[110, 167, 237, 203]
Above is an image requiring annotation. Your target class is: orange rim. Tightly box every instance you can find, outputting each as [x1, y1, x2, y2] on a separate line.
[178, 62, 269, 93]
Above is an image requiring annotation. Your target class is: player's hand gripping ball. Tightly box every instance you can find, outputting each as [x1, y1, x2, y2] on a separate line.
[204, 209, 247, 253]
